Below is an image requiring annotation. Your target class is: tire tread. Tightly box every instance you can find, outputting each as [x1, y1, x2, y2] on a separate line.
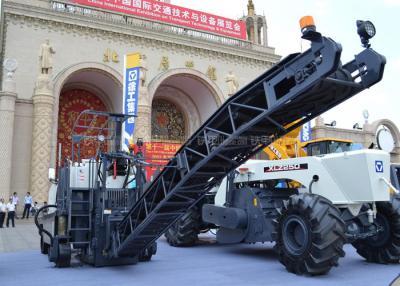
[165, 207, 201, 247]
[273, 193, 346, 276]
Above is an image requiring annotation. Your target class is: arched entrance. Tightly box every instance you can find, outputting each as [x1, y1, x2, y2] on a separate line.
[53, 64, 123, 165]
[144, 69, 224, 179]
[148, 68, 224, 140]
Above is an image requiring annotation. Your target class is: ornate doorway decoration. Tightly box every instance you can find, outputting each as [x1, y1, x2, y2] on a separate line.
[151, 98, 186, 142]
[57, 89, 107, 163]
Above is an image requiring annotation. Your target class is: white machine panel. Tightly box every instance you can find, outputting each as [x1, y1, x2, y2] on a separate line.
[104, 176, 131, 189]
[69, 160, 98, 189]
[215, 150, 391, 206]
[320, 149, 390, 203]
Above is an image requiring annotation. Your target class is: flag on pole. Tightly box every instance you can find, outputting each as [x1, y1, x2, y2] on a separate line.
[122, 53, 141, 151]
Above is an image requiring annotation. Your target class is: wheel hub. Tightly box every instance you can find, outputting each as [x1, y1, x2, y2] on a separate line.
[282, 215, 310, 256]
[367, 213, 391, 247]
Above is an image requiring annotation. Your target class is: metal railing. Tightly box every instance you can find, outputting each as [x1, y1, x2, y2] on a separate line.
[49, 1, 270, 52]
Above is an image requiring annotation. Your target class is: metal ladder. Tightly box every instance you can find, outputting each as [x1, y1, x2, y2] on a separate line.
[114, 32, 385, 257]
[68, 187, 93, 246]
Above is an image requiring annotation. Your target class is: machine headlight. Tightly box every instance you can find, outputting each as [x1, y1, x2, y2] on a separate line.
[357, 20, 376, 47]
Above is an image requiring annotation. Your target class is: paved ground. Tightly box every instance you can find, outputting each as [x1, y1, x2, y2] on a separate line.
[0, 218, 39, 253]
[0, 221, 399, 286]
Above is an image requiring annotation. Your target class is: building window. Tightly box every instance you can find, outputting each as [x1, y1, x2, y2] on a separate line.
[151, 99, 185, 142]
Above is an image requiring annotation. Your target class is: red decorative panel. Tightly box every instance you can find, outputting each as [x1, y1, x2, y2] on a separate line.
[143, 142, 181, 181]
[151, 99, 185, 142]
[57, 89, 107, 164]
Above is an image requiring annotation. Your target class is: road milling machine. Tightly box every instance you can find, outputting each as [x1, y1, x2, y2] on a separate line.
[37, 17, 391, 275]
[165, 124, 358, 246]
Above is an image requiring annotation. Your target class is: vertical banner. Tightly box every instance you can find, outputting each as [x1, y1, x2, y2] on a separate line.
[122, 53, 141, 151]
[300, 121, 312, 142]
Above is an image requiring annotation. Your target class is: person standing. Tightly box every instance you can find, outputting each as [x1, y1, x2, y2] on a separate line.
[43, 201, 48, 215]
[0, 198, 6, 228]
[6, 198, 16, 228]
[30, 201, 39, 217]
[22, 192, 33, 219]
[12, 192, 19, 219]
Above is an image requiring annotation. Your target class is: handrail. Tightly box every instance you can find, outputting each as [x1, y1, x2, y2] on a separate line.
[380, 177, 400, 194]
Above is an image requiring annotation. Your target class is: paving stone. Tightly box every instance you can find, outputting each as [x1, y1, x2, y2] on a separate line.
[0, 219, 39, 253]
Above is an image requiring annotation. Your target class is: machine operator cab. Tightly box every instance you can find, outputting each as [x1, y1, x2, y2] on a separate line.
[303, 138, 359, 156]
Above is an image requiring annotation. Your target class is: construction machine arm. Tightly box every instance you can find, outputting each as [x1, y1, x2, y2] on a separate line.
[113, 21, 386, 257]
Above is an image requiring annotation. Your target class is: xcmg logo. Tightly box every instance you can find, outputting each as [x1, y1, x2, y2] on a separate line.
[264, 163, 308, 173]
[300, 121, 312, 142]
[375, 160, 384, 173]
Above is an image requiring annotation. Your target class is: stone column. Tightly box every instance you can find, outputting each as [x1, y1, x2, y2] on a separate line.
[248, 23, 255, 43]
[313, 116, 327, 139]
[134, 87, 152, 143]
[362, 122, 375, 148]
[0, 73, 17, 200]
[30, 75, 55, 203]
[262, 19, 268, 47]
[253, 20, 259, 46]
[133, 57, 152, 144]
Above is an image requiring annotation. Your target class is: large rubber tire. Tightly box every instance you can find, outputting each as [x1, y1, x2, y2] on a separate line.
[273, 193, 346, 276]
[55, 243, 71, 268]
[352, 195, 400, 264]
[165, 207, 201, 247]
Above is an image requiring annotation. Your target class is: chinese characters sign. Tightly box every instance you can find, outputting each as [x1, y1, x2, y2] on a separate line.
[144, 142, 181, 181]
[122, 53, 141, 151]
[73, 0, 246, 40]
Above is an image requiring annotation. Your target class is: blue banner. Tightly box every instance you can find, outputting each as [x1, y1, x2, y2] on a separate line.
[122, 53, 141, 151]
[300, 121, 312, 142]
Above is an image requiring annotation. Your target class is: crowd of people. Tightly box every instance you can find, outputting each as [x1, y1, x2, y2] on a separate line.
[0, 192, 46, 228]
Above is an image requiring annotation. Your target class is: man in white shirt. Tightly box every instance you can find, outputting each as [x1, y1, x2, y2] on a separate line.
[22, 192, 33, 219]
[0, 198, 6, 228]
[12, 192, 19, 219]
[6, 198, 16, 227]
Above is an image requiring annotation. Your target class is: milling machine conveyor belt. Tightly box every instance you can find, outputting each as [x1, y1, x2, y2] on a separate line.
[113, 31, 385, 257]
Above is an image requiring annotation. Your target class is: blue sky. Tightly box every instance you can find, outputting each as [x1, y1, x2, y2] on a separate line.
[173, 0, 400, 129]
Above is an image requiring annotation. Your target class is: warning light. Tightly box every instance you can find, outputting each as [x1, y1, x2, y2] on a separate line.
[299, 16, 316, 33]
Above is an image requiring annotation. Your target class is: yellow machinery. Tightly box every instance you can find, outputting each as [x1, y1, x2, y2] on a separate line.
[263, 122, 353, 160]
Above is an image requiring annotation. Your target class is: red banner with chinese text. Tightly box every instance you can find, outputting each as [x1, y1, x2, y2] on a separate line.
[73, 0, 247, 40]
[143, 142, 181, 181]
